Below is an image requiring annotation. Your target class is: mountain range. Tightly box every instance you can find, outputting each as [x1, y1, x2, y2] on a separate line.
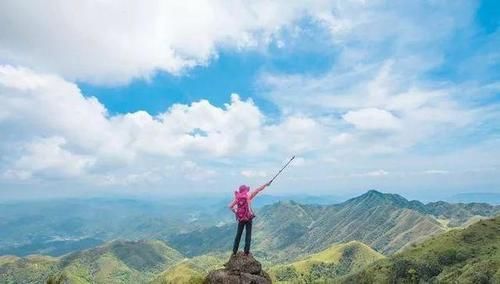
[0, 190, 498, 283]
[168, 190, 499, 261]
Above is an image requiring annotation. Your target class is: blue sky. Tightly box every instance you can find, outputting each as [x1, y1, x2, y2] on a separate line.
[0, 0, 499, 200]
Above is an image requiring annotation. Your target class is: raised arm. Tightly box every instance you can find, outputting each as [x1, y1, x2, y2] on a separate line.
[249, 181, 272, 200]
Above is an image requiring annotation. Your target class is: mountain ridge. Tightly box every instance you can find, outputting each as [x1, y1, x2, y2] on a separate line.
[341, 216, 500, 283]
[168, 190, 499, 260]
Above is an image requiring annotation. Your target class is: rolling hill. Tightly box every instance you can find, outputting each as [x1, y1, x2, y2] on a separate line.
[341, 216, 500, 283]
[269, 241, 384, 283]
[0, 240, 185, 284]
[0, 255, 59, 284]
[150, 261, 205, 284]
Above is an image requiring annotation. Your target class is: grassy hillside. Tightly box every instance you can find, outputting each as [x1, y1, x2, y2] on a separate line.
[59, 240, 184, 283]
[150, 261, 205, 284]
[150, 252, 227, 284]
[0, 255, 59, 284]
[0, 240, 185, 284]
[341, 216, 500, 283]
[269, 241, 384, 283]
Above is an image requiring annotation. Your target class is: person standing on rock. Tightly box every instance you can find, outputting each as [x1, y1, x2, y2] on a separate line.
[229, 181, 272, 256]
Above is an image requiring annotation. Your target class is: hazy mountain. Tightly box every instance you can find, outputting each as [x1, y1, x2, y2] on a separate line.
[447, 192, 500, 205]
[424, 200, 500, 226]
[0, 194, 343, 257]
[0, 197, 233, 257]
[252, 194, 343, 207]
[269, 241, 384, 283]
[342, 216, 500, 283]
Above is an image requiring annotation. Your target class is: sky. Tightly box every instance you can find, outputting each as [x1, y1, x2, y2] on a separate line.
[0, 0, 499, 201]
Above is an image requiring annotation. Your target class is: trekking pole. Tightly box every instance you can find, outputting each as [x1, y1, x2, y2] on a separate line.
[269, 156, 295, 184]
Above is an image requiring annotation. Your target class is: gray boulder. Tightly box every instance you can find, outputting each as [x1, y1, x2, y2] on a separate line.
[204, 253, 272, 284]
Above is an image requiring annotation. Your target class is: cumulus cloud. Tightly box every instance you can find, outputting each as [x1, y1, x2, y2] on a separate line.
[11, 137, 96, 180]
[0, 1, 498, 195]
[0, 65, 324, 184]
[0, 0, 333, 85]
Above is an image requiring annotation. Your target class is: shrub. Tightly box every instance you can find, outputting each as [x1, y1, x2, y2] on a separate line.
[470, 271, 491, 284]
[309, 262, 338, 280]
[390, 257, 442, 282]
[274, 266, 299, 281]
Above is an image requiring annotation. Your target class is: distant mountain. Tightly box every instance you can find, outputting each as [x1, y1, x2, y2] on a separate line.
[252, 194, 342, 207]
[342, 216, 500, 283]
[168, 190, 500, 260]
[269, 241, 384, 283]
[424, 200, 499, 226]
[448, 192, 500, 205]
[0, 197, 232, 256]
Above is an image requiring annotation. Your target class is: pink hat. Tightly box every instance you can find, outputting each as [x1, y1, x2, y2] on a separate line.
[238, 185, 250, 193]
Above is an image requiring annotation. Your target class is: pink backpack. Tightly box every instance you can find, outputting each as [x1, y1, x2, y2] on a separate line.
[234, 191, 254, 221]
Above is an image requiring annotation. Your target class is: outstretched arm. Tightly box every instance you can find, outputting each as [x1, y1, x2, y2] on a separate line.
[250, 180, 272, 200]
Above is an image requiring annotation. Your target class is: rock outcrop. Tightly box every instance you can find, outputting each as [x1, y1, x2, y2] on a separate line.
[204, 252, 271, 284]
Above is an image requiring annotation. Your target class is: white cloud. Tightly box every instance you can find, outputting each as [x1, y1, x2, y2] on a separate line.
[343, 108, 401, 131]
[258, 0, 482, 158]
[10, 137, 96, 180]
[0, 65, 326, 185]
[422, 170, 450, 175]
[0, 0, 333, 85]
[0, 1, 498, 196]
[329, 133, 354, 145]
[241, 170, 267, 178]
[352, 170, 389, 177]
[180, 161, 216, 181]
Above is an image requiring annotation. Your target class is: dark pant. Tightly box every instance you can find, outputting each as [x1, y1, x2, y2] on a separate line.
[232, 220, 252, 254]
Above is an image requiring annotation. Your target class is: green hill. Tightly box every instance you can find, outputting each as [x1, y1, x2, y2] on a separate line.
[150, 253, 226, 284]
[269, 241, 384, 283]
[341, 216, 500, 283]
[0, 240, 184, 284]
[0, 255, 59, 284]
[150, 261, 205, 284]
